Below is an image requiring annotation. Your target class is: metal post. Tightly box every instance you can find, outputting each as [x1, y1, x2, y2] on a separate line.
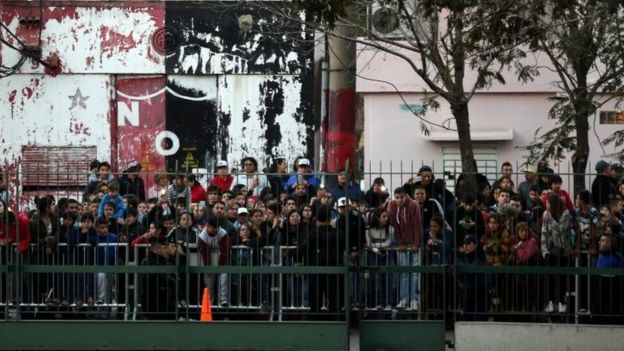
[343, 162, 350, 347]
[14, 162, 21, 320]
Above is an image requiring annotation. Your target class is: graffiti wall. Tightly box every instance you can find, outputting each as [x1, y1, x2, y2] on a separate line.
[0, 1, 315, 183]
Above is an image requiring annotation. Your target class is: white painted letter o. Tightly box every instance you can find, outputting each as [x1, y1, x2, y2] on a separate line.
[155, 131, 180, 156]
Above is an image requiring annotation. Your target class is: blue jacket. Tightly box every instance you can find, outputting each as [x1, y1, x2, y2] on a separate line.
[88, 232, 118, 266]
[98, 194, 126, 220]
[285, 173, 321, 191]
[597, 253, 624, 268]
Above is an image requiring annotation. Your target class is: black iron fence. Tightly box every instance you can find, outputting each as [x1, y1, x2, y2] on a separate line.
[0, 165, 623, 325]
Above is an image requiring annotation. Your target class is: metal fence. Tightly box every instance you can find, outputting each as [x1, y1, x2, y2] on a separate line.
[0, 163, 623, 325]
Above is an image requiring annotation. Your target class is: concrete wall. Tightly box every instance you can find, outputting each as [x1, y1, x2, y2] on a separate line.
[356, 43, 602, 94]
[356, 40, 623, 191]
[455, 322, 624, 351]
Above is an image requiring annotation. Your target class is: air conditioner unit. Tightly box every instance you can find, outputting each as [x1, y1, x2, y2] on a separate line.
[369, 0, 421, 39]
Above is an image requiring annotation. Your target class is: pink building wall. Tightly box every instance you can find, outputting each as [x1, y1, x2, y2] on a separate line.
[356, 43, 621, 191]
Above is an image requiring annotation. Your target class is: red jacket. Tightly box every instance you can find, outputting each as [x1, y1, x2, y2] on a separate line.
[190, 183, 207, 203]
[513, 236, 537, 265]
[541, 189, 574, 212]
[210, 175, 234, 193]
[0, 212, 32, 253]
[388, 198, 423, 249]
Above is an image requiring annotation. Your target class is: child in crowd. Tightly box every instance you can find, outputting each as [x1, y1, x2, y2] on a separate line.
[89, 217, 118, 304]
[97, 181, 126, 227]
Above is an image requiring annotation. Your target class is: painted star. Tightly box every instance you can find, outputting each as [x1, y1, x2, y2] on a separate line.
[68, 88, 89, 110]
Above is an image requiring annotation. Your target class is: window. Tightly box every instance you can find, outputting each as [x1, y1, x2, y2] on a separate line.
[599, 111, 624, 124]
[441, 146, 497, 193]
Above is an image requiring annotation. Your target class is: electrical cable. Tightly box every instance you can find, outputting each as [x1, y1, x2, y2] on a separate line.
[0, 2, 53, 78]
[327, 40, 455, 131]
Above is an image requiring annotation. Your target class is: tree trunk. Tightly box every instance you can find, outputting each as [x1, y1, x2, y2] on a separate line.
[572, 102, 592, 197]
[452, 101, 479, 194]
[571, 63, 593, 197]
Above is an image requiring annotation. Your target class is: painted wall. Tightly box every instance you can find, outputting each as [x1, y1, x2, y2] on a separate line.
[1, 74, 113, 162]
[355, 43, 603, 93]
[361, 92, 620, 191]
[0, 4, 165, 74]
[0, 2, 315, 181]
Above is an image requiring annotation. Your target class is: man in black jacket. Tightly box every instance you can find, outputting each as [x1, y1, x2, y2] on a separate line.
[140, 239, 187, 320]
[119, 161, 146, 202]
[592, 160, 614, 208]
[306, 205, 345, 317]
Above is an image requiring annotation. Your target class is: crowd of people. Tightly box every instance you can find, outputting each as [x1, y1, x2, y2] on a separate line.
[0, 156, 623, 322]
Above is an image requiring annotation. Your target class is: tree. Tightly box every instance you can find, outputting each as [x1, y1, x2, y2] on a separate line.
[521, 0, 624, 195]
[252, 0, 534, 190]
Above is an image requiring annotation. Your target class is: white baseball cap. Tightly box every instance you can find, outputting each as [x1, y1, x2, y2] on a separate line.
[297, 158, 310, 167]
[237, 207, 249, 215]
[217, 160, 228, 168]
[337, 197, 350, 207]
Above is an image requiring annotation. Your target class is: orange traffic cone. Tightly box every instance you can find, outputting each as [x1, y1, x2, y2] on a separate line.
[200, 287, 213, 322]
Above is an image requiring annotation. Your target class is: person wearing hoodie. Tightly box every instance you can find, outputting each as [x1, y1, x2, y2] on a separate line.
[328, 169, 363, 205]
[198, 216, 231, 307]
[404, 166, 454, 212]
[388, 186, 422, 311]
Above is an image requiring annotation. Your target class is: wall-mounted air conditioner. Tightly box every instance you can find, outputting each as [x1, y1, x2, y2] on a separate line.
[369, 0, 421, 39]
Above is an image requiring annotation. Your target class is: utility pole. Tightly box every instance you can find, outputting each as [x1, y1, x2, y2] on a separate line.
[322, 8, 356, 174]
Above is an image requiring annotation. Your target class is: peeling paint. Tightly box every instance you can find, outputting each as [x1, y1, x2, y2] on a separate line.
[0, 5, 165, 74]
[115, 76, 167, 188]
[0, 2, 315, 176]
[21, 87, 33, 99]
[218, 75, 309, 164]
[99, 26, 138, 59]
[0, 75, 112, 163]
[166, 3, 313, 75]
[8, 90, 17, 103]
[69, 122, 91, 136]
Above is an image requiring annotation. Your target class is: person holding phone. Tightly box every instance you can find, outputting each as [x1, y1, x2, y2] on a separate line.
[364, 177, 389, 209]
[285, 158, 320, 197]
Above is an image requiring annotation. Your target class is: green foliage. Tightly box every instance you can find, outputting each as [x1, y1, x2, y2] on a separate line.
[520, 0, 624, 165]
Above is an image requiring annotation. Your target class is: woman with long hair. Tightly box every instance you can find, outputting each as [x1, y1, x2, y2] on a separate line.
[541, 193, 573, 314]
[509, 221, 538, 313]
[230, 223, 260, 307]
[481, 213, 511, 266]
[424, 216, 453, 312]
[30, 195, 60, 303]
[480, 212, 511, 313]
[365, 208, 395, 309]
[265, 157, 289, 197]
